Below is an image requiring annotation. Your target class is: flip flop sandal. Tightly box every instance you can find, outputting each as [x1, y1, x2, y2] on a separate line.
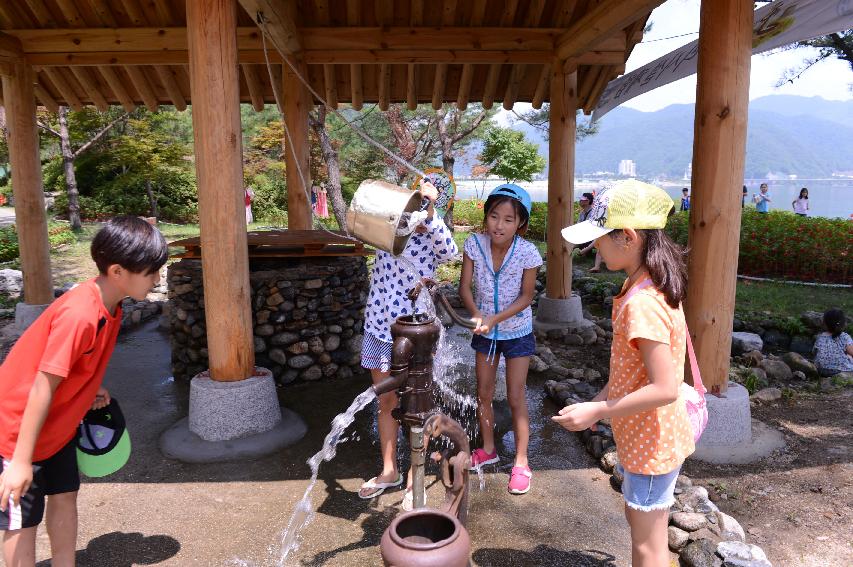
[358, 473, 403, 499]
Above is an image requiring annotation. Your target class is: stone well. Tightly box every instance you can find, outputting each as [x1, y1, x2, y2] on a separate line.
[168, 254, 369, 385]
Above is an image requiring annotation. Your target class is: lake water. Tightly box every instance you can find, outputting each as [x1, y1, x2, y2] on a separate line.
[453, 178, 853, 219]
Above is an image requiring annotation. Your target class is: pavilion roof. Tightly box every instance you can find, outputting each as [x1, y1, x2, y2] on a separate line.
[0, 0, 657, 113]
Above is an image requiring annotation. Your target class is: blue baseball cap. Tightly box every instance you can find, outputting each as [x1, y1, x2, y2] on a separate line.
[486, 184, 532, 225]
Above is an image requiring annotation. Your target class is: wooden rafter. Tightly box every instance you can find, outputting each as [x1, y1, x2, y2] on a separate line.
[33, 82, 59, 112]
[456, 0, 487, 110]
[347, 0, 362, 110]
[431, 0, 457, 110]
[531, 0, 577, 109]
[126, 65, 159, 111]
[154, 64, 186, 110]
[241, 63, 265, 111]
[96, 65, 135, 112]
[87, 0, 119, 27]
[502, 0, 546, 110]
[21, 0, 58, 28]
[379, 63, 390, 111]
[268, 61, 283, 112]
[70, 66, 109, 111]
[555, 0, 662, 60]
[482, 0, 520, 109]
[315, 0, 337, 109]
[43, 67, 83, 110]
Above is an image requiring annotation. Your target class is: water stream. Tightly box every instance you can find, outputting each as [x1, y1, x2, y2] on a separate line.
[273, 387, 377, 565]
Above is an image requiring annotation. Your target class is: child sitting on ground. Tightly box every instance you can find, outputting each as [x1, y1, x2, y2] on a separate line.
[813, 309, 853, 377]
[0, 216, 168, 567]
[459, 184, 542, 495]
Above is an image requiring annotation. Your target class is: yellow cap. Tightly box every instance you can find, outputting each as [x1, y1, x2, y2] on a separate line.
[561, 180, 674, 244]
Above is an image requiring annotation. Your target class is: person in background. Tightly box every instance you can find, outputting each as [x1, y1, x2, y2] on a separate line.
[244, 185, 255, 225]
[742, 185, 748, 208]
[792, 188, 809, 217]
[753, 183, 771, 213]
[679, 188, 690, 212]
[574, 193, 603, 273]
[813, 309, 853, 377]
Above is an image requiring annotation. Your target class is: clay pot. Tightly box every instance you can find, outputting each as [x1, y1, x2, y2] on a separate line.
[380, 509, 470, 567]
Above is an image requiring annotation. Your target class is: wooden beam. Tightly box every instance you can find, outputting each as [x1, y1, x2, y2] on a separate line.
[241, 63, 265, 111]
[583, 66, 621, 112]
[2, 63, 53, 305]
[43, 67, 83, 111]
[347, 0, 362, 110]
[154, 64, 186, 110]
[0, 32, 23, 62]
[7, 27, 567, 54]
[531, 64, 550, 109]
[531, 0, 577, 109]
[96, 66, 136, 111]
[25, 48, 558, 67]
[21, 0, 60, 28]
[283, 58, 313, 230]
[125, 65, 159, 111]
[322, 64, 337, 109]
[188, 0, 255, 381]
[236, 0, 301, 53]
[33, 83, 59, 112]
[556, 0, 663, 60]
[545, 65, 576, 300]
[686, 0, 753, 396]
[70, 66, 109, 111]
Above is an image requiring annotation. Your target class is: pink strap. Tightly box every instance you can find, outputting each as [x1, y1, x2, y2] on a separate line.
[615, 278, 706, 397]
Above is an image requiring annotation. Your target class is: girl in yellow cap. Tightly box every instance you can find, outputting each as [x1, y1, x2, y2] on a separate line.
[557, 181, 698, 567]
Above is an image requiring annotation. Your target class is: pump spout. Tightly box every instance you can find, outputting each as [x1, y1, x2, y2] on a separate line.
[372, 336, 414, 396]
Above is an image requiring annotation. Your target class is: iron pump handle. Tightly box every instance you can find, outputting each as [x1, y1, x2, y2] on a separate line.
[410, 278, 477, 330]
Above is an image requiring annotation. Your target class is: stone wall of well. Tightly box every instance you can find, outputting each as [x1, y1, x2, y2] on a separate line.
[168, 256, 368, 384]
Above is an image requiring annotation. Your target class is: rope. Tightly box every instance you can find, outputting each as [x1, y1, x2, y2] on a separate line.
[258, 19, 360, 243]
[256, 13, 427, 181]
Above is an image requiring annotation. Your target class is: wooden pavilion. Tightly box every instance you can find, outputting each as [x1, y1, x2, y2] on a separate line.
[0, 0, 750, 398]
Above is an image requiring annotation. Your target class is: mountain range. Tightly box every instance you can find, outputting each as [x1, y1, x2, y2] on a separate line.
[500, 95, 853, 180]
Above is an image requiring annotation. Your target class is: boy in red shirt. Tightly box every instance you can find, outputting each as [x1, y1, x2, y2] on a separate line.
[0, 216, 167, 566]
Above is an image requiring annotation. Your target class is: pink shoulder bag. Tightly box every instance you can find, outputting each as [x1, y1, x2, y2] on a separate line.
[617, 279, 709, 443]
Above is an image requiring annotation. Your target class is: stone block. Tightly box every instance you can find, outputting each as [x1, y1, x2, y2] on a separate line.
[731, 333, 763, 355]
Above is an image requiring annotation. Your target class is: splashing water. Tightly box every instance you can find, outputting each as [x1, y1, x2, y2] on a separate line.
[274, 387, 377, 566]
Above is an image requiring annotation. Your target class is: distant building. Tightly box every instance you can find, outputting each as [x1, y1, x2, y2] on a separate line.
[684, 161, 692, 181]
[618, 159, 636, 177]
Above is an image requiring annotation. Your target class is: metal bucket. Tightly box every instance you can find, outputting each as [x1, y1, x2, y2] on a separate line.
[346, 179, 423, 256]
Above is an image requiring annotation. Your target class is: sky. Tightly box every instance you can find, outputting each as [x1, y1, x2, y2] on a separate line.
[497, 0, 852, 124]
[624, 0, 853, 112]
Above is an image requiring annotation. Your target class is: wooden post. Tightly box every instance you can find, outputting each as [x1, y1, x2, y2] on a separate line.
[187, 0, 254, 381]
[1, 63, 53, 305]
[283, 59, 313, 231]
[686, 0, 752, 396]
[545, 66, 577, 300]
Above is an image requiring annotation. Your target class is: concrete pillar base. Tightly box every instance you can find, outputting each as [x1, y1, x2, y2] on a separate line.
[15, 302, 49, 331]
[159, 367, 306, 463]
[533, 293, 596, 334]
[690, 382, 785, 465]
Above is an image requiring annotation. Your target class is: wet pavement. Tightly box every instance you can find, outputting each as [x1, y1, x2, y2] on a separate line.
[22, 321, 631, 567]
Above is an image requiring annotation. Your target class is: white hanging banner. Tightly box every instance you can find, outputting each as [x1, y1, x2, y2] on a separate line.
[592, 0, 853, 121]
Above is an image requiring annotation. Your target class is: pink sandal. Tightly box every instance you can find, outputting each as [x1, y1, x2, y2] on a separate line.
[508, 466, 532, 495]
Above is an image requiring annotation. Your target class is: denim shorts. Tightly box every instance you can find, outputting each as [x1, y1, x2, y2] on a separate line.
[470, 332, 536, 360]
[617, 463, 681, 512]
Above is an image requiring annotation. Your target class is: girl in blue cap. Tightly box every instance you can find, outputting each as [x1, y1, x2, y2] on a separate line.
[458, 184, 542, 495]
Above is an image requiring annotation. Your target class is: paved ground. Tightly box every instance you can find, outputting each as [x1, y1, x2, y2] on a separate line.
[0, 206, 15, 227]
[15, 321, 631, 567]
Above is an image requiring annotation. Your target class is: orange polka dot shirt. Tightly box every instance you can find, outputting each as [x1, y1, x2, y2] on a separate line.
[609, 282, 695, 475]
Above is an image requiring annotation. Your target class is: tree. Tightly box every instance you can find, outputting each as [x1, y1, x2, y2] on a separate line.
[777, 31, 853, 86]
[38, 108, 129, 230]
[479, 127, 546, 183]
[512, 107, 598, 142]
[309, 104, 348, 228]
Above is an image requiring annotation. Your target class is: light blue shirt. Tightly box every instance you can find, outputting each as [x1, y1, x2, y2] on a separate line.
[756, 192, 771, 213]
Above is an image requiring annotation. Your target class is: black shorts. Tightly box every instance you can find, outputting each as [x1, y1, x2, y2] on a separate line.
[1, 438, 80, 530]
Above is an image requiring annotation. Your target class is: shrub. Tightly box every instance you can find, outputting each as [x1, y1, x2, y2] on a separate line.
[449, 199, 549, 241]
[0, 224, 77, 262]
[665, 208, 851, 284]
